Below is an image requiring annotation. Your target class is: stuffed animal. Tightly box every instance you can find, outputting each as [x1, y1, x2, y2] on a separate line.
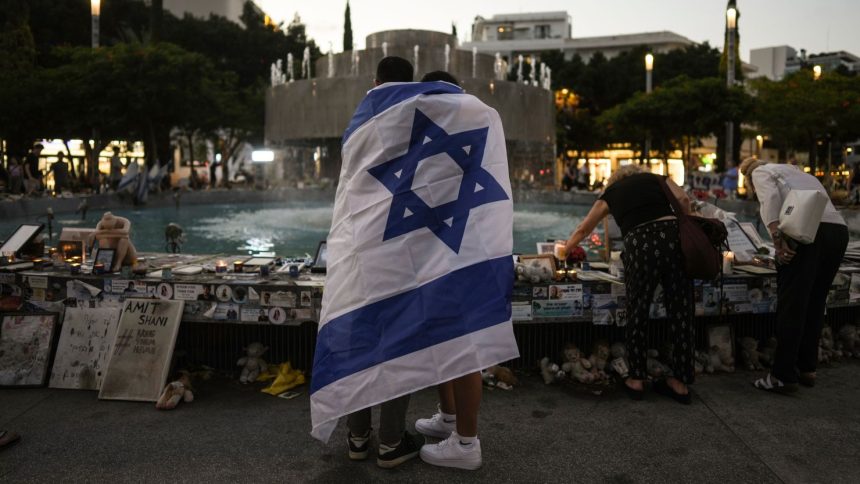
[539, 357, 565, 385]
[237, 342, 268, 384]
[836, 324, 860, 358]
[738, 337, 765, 371]
[819, 327, 838, 365]
[487, 365, 518, 388]
[609, 342, 630, 378]
[561, 344, 594, 384]
[515, 260, 553, 283]
[646, 349, 670, 379]
[694, 350, 712, 374]
[156, 372, 194, 410]
[759, 337, 778, 367]
[708, 345, 735, 373]
[589, 340, 611, 381]
[87, 212, 138, 271]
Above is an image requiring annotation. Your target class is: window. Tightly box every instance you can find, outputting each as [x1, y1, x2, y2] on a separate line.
[496, 25, 513, 40]
[535, 24, 551, 39]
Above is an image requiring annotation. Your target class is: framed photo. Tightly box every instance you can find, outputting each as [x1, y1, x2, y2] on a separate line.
[95, 248, 116, 271]
[0, 312, 59, 387]
[519, 254, 557, 281]
[536, 242, 556, 255]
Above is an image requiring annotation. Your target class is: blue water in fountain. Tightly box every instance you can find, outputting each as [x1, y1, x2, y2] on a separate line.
[0, 201, 591, 256]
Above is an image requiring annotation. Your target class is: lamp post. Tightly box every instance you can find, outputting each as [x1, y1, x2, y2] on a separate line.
[813, 64, 822, 80]
[91, 0, 100, 48]
[725, 7, 737, 170]
[644, 53, 654, 165]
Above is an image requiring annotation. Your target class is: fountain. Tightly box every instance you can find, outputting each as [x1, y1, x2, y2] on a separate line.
[529, 55, 537, 86]
[382, 41, 388, 57]
[327, 51, 334, 78]
[472, 46, 477, 78]
[351, 49, 359, 76]
[287, 53, 294, 82]
[444, 44, 450, 72]
[413, 45, 419, 76]
[302, 47, 311, 79]
[494, 53, 503, 80]
[517, 54, 523, 83]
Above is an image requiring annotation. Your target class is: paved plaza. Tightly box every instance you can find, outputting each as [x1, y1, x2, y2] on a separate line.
[1, 363, 859, 483]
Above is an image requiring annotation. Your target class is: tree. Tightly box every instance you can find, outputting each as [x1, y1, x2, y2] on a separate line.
[0, 0, 39, 157]
[451, 22, 457, 38]
[343, 1, 353, 51]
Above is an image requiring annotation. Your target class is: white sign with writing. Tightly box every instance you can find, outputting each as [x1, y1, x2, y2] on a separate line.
[50, 307, 120, 390]
[98, 299, 184, 402]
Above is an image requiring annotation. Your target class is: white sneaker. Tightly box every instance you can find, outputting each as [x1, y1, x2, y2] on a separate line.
[415, 406, 456, 439]
[419, 431, 482, 470]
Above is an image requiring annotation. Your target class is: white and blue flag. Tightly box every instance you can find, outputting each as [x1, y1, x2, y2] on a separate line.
[310, 81, 519, 442]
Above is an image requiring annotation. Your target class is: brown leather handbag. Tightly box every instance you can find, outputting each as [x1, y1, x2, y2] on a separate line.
[658, 178, 727, 280]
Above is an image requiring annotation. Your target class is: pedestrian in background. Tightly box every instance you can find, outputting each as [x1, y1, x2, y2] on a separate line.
[740, 158, 848, 393]
[24, 143, 44, 195]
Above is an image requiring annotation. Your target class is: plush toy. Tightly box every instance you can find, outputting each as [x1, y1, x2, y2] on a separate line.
[818, 327, 838, 365]
[156, 372, 194, 410]
[738, 337, 765, 371]
[87, 212, 138, 271]
[237, 342, 268, 384]
[836, 324, 860, 358]
[515, 260, 553, 283]
[487, 365, 518, 388]
[708, 345, 735, 373]
[589, 340, 611, 381]
[694, 350, 712, 374]
[561, 344, 594, 384]
[646, 349, 670, 379]
[609, 342, 630, 378]
[759, 337, 778, 367]
[539, 357, 565, 385]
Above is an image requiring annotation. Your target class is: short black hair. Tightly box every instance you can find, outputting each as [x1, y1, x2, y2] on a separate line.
[376, 56, 413, 84]
[421, 71, 460, 86]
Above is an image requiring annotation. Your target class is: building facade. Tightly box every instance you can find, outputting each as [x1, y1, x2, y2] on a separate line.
[750, 46, 860, 80]
[160, 0, 265, 25]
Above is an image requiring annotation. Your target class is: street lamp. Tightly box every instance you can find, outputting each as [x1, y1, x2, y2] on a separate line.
[725, 6, 737, 169]
[813, 65, 822, 80]
[644, 53, 654, 165]
[91, 0, 100, 48]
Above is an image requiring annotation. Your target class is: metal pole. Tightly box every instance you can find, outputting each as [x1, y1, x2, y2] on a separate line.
[726, 23, 735, 169]
[91, 13, 99, 48]
[644, 55, 653, 165]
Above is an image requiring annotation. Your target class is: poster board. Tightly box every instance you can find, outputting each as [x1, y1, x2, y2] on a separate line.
[98, 299, 184, 402]
[0, 313, 58, 387]
[50, 307, 121, 390]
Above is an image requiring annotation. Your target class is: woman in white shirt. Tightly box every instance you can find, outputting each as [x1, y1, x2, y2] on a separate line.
[739, 158, 848, 393]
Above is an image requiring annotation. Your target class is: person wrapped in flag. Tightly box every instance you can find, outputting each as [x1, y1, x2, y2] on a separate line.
[311, 57, 519, 471]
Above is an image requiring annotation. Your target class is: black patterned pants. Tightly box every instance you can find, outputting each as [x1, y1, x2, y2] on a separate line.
[622, 219, 695, 384]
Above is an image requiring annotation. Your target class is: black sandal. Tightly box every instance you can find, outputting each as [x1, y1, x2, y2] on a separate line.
[653, 379, 692, 405]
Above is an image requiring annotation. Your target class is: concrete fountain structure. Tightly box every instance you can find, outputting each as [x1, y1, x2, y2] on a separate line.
[265, 30, 555, 182]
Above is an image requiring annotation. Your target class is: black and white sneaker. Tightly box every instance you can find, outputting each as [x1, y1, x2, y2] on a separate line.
[348, 431, 370, 460]
[377, 431, 424, 469]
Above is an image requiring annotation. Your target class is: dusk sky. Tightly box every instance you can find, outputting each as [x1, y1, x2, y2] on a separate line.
[255, 0, 859, 61]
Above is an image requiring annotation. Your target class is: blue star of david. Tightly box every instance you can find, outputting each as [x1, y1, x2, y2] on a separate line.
[367, 109, 508, 253]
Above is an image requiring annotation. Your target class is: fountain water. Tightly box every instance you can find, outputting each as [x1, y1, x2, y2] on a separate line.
[413, 45, 419, 76]
[382, 41, 388, 57]
[444, 44, 450, 72]
[517, 55, 523, 83]
[529, 55, 536, 86]
[472, 47, 477, 78]
[351, 50, 360, 76]
[302, 47, 311, 79]
[494, 53, 503, 80]
[287, 53, 294, 82]
[327, 51, 334, 78]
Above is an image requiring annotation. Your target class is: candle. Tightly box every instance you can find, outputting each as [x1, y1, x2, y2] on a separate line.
[93, 262, 105, 275]
[215, 260, 227, 274]
[554, 242, 567, 261]
[70, 263, 81, 275]
[555, 269, 566, 281]
[566, 268, 578, 281]
[722, 251, 734, 274]
[233, 260, 244, 273]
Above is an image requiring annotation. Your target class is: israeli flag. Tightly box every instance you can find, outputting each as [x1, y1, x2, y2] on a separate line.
[310, 81, 519, 442]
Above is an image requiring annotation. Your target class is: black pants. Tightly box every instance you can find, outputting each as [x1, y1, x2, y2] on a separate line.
[774, 223, 848, 383]
[347, 394, 410, 445]
[622, 219, 695, 384]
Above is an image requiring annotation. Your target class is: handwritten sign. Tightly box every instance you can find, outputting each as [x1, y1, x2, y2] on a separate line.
[98, 299, 184, 402]
[0, 313, 57, 387]
[50, 308, 120, 390]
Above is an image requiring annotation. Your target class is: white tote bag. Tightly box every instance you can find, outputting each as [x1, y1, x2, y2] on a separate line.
[777, 189, 827, 244]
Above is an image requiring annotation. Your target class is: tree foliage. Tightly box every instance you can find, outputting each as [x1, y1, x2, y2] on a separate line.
[343, 1, 353, 51]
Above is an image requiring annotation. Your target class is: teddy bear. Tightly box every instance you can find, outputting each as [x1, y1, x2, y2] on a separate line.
[708, 345, 735, 372]
[515, 260, 553, 283]
[156, 372, 194, 410]
[738, 337, 765, 371]
[589, 340, 611, 381]
[608, 342, 630, 378]
[539, 357, 565, 385]
[836, 324, 860, 358]
[87, 212, 138, 272]
[759, 337, 778, 367]
[483, 365, 518, 390]
[237, 342, 268, 384]
[646, 349, 670, 379]
[818, 326, 838, 365]
[561, 343, 594, 384]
